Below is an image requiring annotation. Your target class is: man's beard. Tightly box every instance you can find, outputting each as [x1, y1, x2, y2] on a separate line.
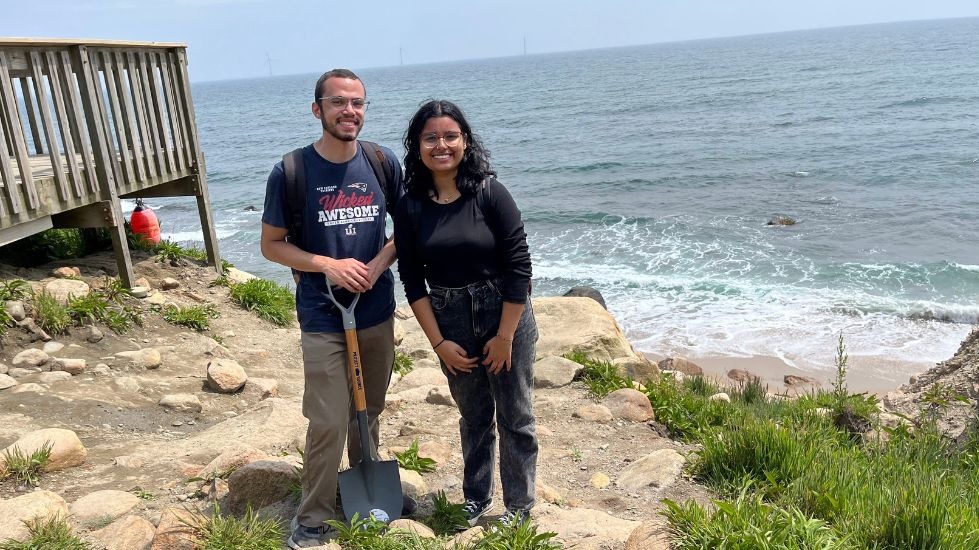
[322, 117, 361, 142]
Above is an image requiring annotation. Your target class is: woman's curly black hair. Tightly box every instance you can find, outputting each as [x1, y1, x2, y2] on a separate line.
[403, 99, 496, 200]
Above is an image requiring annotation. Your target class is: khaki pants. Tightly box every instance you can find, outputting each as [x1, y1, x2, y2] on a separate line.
[296, 316, 394, 527]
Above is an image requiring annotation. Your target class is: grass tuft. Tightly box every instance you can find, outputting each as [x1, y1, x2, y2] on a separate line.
[228, 279, 294, 326]
[187, 505, 283, 550]
[394, 350, 414, 376]
[424, 491, 469, 536]
[0, 515, 91, 550]
[162, 303, 218, 331]
[563, 351, 632, 398]
[1, 443, 52, 488]
[32, 290, 72, 335]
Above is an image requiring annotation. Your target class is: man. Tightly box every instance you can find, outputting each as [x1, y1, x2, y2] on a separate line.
[261, 68, 408, 548]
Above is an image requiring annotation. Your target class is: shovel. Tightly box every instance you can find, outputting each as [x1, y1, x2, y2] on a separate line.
[326, 284, 403, 524]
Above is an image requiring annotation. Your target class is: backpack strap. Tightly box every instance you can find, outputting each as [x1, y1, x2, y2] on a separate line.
[359, 140, 396, 213]
[282, 147, 306, 250]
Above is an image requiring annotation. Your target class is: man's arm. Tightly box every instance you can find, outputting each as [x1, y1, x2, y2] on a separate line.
[366, 237, 396, 286]
[260, 223, 371, 292]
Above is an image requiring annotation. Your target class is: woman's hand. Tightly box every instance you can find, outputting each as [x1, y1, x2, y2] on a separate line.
[436, 340, 479, 375]
[482, 335, 513, 375]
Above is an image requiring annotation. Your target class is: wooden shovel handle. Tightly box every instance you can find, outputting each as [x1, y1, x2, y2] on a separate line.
[344, 328, 367, 412]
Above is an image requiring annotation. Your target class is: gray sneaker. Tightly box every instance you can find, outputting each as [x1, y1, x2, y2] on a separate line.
[463, 498, 495, 527]
[287, 521, 336, 549]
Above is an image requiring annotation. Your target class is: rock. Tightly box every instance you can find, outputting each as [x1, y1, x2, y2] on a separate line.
[12, 349, 50, 368]
[51, 357, 86, 375]
[43, 279, 90, 304]
[614, 356, 660, 383]
[0, 490, 68, 542]
[38, 371, 73, 384]
[658, 357, 703, 376]
[145, 292, 167, 306]
[624, 516, 672, 550]
[161, 277, 180, 290]
[534, 356, 581, 388]
[82, 325, 104, 343]
[226, 459, 296, 515]
[399, 468, 428, 499]
[113, 377, 141, 393]
[448, 527, 485, 549]
[426, 386, 456, 407]
[116, 348, 162, 369]
[388, 384, 439, 405]
[51, 266, 79, 278]
[70, 490, 140, 524]
[90, 515, 155, 550]
[389, 519, 436, 538]
[393, 318, 406, 346]
[159, 394, 203, 413]
[129, 286, 149, 298]
[409, 348, 439, 363]
[0, 363, 6, 374]
[0, 374, 16, 390]
[394, 305, 414, 320]
[785, 374, 821, 387]
[206, 358, 247, 393]
[728, 369, 759, 383]
[534, 503, 639, 549]
[198, 444, 270, 480]
[416, 441, 454, 466]
[397, 368, 447, 391]
[573, 404, 613, 423]
[536, 480, 564, 504]
[767, 215, 797, 226]
[709, 392, 731, 403]
[414, 358, 439, 370]
[17, 318, 51, 342]
[603, 388, 654, 422]
[151, 507, 201, 550]
[617, 449, 686, 491]
[135, 277, 151, 289]
[590, 472, 611, 489]
[533, 297, 636, 362]
[225, 267, 257, 285]
[42, 341, 65, 354]
[562, 286, 607, 309]
[8, 367, 34, 378]
[92, 364, 111, 376]
[243, 377, 279, 400]
[4, 300, 26, 321]
[1, 428, 87, 472]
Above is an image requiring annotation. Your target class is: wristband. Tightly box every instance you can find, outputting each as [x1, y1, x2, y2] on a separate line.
[433, 338, 447, 350]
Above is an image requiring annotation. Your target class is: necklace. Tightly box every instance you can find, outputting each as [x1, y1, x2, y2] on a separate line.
[432, 191, 459, 203]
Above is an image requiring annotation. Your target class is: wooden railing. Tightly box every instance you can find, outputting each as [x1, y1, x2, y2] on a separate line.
[0, 38, 220, 286]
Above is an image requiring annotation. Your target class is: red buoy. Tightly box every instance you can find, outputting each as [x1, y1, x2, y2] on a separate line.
[130, 199, 161, 245]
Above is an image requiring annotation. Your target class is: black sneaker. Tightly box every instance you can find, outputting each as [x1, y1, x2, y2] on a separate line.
[463, 498, 495, 527]
[499, 508, 530, 528]
[287, 522, 336, 549]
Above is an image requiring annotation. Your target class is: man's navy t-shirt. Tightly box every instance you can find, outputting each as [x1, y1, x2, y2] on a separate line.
[262, 143, 403, 333]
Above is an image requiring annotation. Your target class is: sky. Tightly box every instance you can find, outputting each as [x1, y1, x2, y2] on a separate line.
[2, 0, 978, 82]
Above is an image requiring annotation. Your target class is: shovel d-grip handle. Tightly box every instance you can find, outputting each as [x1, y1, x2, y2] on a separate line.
[325, 285, 367, 413]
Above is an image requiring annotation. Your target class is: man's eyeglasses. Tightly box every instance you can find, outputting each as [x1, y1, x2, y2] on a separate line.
[421, 132, 464, 148]
[318, 96, 370, 110]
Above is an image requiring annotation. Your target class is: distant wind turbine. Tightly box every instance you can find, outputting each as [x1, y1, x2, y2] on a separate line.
[265, 52, 274, 76]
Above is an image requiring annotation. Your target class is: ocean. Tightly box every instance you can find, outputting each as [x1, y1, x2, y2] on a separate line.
[146, 17, 979, 384]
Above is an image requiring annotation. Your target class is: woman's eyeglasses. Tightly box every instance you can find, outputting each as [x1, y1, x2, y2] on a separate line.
[421, 132, 464, 148]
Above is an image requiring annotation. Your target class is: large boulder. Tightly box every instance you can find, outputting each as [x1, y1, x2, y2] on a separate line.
[614, 356, 660, 383]
[43, 279, 90, 304]
[1, 428, 87, 472]
[0, 491, 69, 542]
[198, 444, 269, 480]
[534, 356, 582, 388]
[206, 358, 248, 393]
[562, 286, 607, 309]
[659, 357, 703, 376]
[116, 348, 162, 369]
[151, 507, 201, 550]
[395, 367, 447, 391]
[159, 394, 203, 413]
[69, 490, 140, 524]
[12, 349, 51, 368]
[603, 388, 654, 422]
[617, 449, 686, 491]
[89, 515, 155, 550]
[533, 297, 636, 362]
[225, 458, 296, 515]
[625, 516, 672, 550]
[533, 502, 639, 550]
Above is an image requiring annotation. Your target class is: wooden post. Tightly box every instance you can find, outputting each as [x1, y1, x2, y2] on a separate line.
[71, 45, 135, 288]
[173, 48, 221, 274]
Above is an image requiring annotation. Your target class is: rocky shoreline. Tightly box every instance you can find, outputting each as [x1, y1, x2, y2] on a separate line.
[0, 251, 974, 549]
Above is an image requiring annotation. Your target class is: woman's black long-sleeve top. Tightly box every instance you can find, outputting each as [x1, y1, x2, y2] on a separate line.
[393, 178, 532, 305]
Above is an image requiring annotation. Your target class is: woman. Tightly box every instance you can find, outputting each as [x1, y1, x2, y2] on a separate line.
[393, 99, 538, 526]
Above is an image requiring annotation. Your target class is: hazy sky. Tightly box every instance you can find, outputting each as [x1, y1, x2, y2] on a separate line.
[2, 0, 978, 82]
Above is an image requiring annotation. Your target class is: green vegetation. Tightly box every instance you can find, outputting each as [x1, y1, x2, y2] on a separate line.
[188, 506, 283, 550]
[31, 291, 72, 335]
[0, 279, 30, 301]
[328, 514, 445, 550]
[394, 350, 414, 376]
[228, 279, 295, 326]
[425, 491, 470, 536]
[478, 515, 562, 550]
[653, 333, 979, 549]
[1, 443, 52, 487]
[0, 516, 91, 550]
[162, 303, 218, 331]
[289, 447, 305, 501]
[395, 440, 437, 474]
[563, 351, 632, 397]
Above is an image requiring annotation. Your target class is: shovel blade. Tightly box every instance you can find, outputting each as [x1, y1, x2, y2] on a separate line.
[338, 458, 403, 524]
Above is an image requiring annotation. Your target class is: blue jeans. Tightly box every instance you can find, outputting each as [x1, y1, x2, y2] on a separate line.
[429, 279, 539, 512]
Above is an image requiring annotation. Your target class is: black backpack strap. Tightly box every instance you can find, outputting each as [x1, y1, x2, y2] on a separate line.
[359, 140, 396, 213]
[282, 147, 306, 249]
